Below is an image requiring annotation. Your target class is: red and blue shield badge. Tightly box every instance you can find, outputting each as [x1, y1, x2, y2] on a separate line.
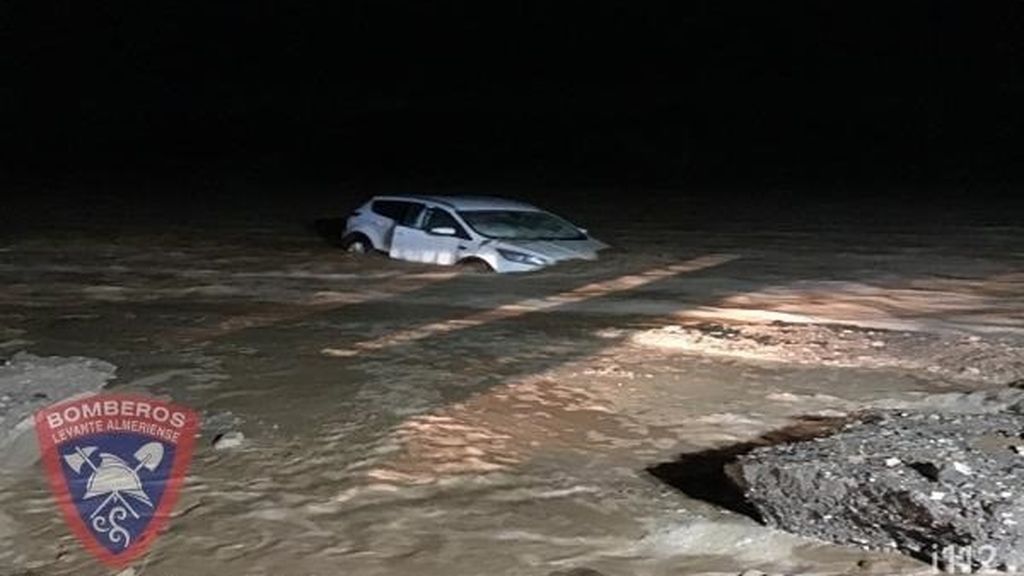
[35, 394, 199, 568]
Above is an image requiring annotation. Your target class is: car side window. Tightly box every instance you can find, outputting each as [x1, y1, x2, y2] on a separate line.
[371, 200, 403, 220]
[399, 203, 425, 227]
[423, 208, 469, 239]
[372, 200, 425, 227]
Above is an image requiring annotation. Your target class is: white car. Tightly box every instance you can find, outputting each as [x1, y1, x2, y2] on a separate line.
[342, 195, 608, 272]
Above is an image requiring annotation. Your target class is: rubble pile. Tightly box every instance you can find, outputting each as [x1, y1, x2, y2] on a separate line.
[732, 409, 1024, 569]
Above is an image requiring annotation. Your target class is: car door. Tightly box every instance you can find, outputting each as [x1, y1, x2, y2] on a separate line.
[365, 200, 424, 249]
[389, 207, 470, 265]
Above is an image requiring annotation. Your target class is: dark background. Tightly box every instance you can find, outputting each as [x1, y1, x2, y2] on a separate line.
[3, 1, 1023, 211]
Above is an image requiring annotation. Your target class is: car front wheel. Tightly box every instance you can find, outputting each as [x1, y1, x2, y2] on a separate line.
[457, 257, 494, 273]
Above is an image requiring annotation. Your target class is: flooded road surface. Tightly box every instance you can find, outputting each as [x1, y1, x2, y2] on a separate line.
[1, 198, 1022, 575]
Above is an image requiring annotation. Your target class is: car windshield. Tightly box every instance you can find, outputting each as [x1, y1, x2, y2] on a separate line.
[458, 210, 585, 240]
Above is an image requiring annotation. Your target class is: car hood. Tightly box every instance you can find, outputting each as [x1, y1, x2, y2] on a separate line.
[497, 237, 608, 262]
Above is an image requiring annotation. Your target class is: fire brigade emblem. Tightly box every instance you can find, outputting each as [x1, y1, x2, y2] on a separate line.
[35, 395, 199, 568]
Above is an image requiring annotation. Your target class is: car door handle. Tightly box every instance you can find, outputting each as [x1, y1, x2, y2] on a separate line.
[458, 245, 468, 250]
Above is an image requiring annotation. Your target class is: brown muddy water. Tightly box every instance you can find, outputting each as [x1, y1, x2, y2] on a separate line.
[1, 196, 1022, 575]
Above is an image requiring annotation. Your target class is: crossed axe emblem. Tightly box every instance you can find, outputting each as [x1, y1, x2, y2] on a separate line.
[63, 442, 165, 546]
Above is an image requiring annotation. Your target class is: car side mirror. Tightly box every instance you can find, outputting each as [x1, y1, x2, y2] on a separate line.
[429, 226, 457, 236]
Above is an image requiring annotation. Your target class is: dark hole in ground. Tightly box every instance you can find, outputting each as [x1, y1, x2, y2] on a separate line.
[646, 414, 855, 521]
[908, 461, 941, 482]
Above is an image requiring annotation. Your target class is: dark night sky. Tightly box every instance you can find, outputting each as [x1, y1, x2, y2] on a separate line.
[3, 1, 1023, 190]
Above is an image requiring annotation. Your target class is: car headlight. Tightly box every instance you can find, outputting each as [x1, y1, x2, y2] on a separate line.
[497, 249, 548, 267]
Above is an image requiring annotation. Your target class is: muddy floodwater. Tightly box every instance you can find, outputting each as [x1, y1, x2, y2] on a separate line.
[1, 191, 1022, 575]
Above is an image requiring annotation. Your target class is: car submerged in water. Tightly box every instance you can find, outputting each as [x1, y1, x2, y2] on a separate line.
[342, 195, 608, 272]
